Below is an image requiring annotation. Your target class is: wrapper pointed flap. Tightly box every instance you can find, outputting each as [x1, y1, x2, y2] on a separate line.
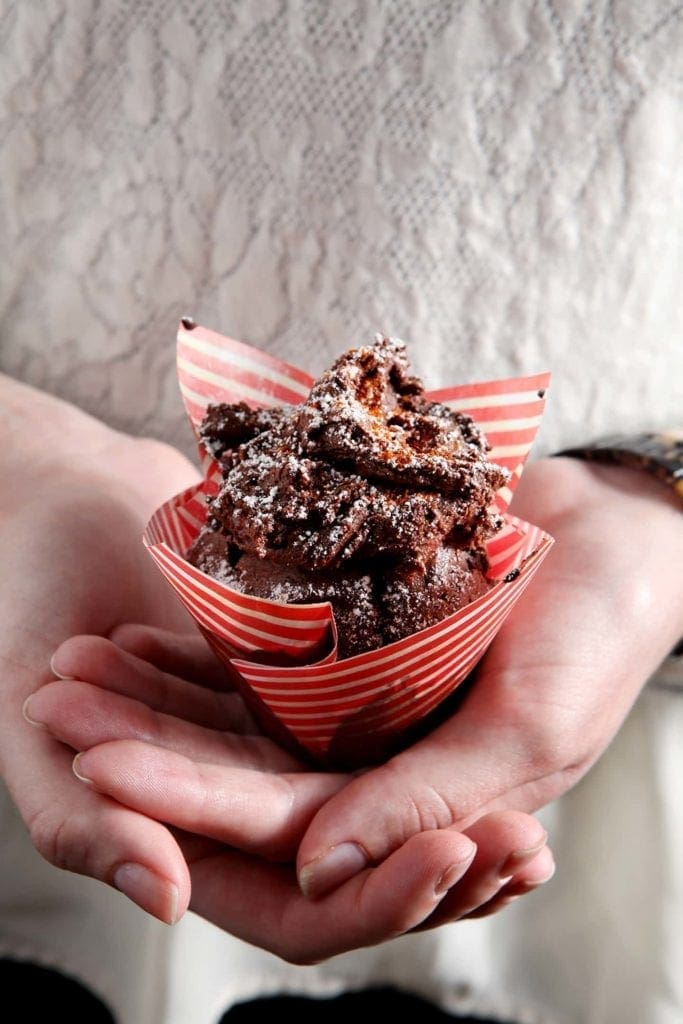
[176, 321, 550, 507]
[144, 322, 553, 767]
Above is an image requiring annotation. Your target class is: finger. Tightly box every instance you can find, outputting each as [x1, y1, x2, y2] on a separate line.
[25, 680, 303, 772]
[412, 811, 549, 929]
[187, 828, 478, 963]
[296, 700, 539, 898]
[109, 624, 231, 689]
[8, 720, 190, 925]
[462, 843, 556, 920]
[51, 635, 254, 731]
[72, 740, 349, 861]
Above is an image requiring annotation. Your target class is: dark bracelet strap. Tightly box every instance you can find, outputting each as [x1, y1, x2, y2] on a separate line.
[559, 430, 683, 503]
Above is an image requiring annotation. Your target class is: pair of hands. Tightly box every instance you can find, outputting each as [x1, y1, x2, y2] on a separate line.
[4, 374, 683, 963]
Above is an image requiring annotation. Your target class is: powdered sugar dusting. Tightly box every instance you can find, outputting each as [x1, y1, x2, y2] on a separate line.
[187, 335, 509, 656]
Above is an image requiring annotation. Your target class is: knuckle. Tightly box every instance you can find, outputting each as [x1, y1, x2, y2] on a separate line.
[365, 760, 454, 848]
[27, 805, 94, 875]
[110, 623, 155, 661]
[526, 727, 570, 777]
[410, 783, 455, 833]
[503, 698, 583, 778]
[26, 805, 62, 867]
[108, 623, 133, 647]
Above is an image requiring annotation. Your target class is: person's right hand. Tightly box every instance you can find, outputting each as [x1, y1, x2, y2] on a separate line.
[0, 373, 202, 923]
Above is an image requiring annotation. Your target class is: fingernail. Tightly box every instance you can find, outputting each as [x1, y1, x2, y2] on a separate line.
[22, 696, 47, 729]
[435, 840, 478, 895]
[113, 863, 180, 925]
[499, 834, 548, 881]
[72, 753, 94, 785]
[500, 862, 557, 898]
[299, 842, 368, 900]
[520, 860, 557, 889]
[49, 653, 70, 679]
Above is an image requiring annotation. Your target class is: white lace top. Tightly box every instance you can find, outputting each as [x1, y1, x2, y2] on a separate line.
[1, 4, 682, 1023]
[1, 1, 681, 458]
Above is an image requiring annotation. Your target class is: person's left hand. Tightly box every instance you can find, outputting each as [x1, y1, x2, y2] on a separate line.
[288, 456, 683, 914]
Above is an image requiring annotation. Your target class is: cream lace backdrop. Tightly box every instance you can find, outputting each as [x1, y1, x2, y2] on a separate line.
[1, 1, 681, 456]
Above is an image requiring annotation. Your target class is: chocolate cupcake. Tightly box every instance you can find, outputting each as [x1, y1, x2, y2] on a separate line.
[187, 335, 508, 658]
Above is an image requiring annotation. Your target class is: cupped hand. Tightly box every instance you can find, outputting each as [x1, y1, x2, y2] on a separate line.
[3, 376, 550, 956]
[27, 629, 552, 962]
[291, 457, 683, 902]
[0, 374, 201, 924]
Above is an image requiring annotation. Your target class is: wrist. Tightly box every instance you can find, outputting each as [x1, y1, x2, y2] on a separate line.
[555, 431, 683, 650]
[512, 457, 683, 657]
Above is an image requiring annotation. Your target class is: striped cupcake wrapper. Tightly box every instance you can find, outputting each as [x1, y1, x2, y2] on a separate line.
[143, 322, 553, 766]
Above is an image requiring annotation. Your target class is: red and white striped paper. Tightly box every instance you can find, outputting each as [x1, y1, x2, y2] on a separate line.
[144, 322, 553, 766]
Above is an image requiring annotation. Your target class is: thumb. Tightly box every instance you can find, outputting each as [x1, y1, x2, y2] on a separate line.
[296, 699, 539, 899]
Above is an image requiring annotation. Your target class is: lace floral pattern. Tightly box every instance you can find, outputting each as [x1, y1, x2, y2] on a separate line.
[1, 0, 682, 458]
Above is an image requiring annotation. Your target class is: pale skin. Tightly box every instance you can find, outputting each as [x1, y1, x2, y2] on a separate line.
[1, 372, 552, 962]
[5, 372, 683, 963]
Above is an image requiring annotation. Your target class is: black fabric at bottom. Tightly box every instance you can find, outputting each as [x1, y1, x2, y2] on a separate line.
[0, 961, 511, 1023]
[0, 958, 115, 1022]
[220, 987, 507, 1024]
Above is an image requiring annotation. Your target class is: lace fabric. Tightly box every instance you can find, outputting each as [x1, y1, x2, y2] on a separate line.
[1, 0, 682, 459]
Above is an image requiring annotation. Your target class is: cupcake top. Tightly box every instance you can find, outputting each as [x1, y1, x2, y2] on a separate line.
[198, 334, 508, 574]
